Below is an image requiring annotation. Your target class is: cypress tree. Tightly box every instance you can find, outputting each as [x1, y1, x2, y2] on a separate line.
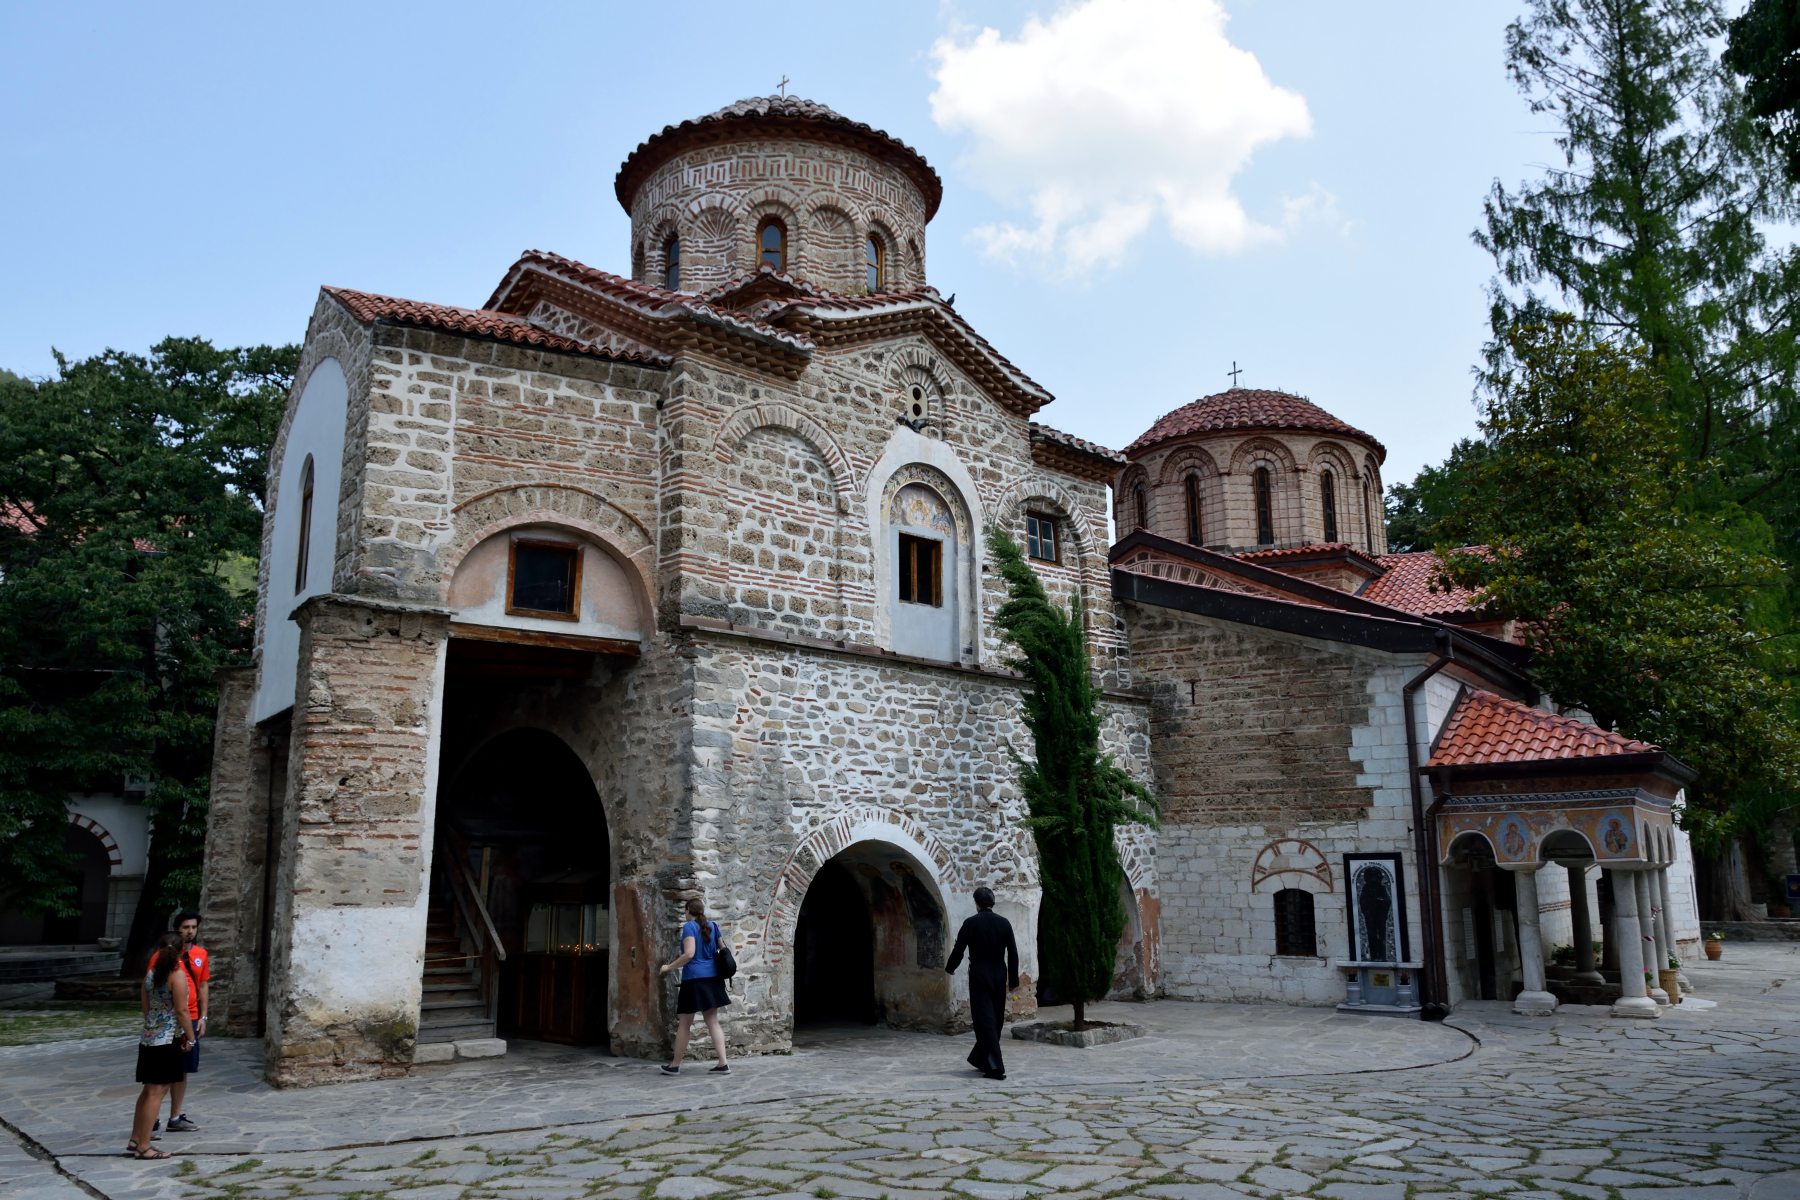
[985, 526, 1157, 1030]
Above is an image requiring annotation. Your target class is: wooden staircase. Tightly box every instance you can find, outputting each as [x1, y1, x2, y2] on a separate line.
[418, 889, 496, 1044]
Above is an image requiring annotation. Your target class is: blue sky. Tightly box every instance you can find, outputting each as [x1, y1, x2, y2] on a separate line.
[0, 0, 1554, 489]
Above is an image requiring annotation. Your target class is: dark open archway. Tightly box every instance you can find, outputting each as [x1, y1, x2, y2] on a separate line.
[434, 727, 611, 1046]
[794, 858, 875, 1025]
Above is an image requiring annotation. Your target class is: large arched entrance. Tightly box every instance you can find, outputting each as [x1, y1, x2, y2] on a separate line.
[1442, 831, 1516, 1002]
[0, 822, 112, 945]
[434, 728, 611, 1047]
[792, 841, 950, 1032]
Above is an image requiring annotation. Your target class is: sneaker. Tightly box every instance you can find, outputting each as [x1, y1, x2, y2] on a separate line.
[708, 1064, 730, 1074]
[659, 1064, 681, 1075]
[151, 1119, 160, 1133]
[166, 1115, 199, 1132]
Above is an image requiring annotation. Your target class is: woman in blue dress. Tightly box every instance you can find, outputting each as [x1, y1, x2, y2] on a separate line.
[658, 898, 730, 1075]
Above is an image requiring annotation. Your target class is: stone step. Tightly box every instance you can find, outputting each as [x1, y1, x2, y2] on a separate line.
[416, 1019, 495, 1044]
[421, 997, 489, 1012]
[0, 952, 122, 983]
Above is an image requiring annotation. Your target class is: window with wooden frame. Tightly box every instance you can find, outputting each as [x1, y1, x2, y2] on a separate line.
[663, 238, 680, 290]
[507, 538, 583, 621]
[1133, 485, 1147, 530]
[1320, 470, 1338, 543]
[865, 235, 883, 290]
[759, 218, 787, 271]
[293, 455, 314, 595]
[1184, 475, 1202, 544]
[1025, 512, 1059, 563]
[1254, 467, 1274, 545]
[896, 534, 942, 606]
[1274, 888, 1317, 956]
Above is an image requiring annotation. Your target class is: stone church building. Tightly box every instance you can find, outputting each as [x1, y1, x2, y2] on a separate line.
[199, 96, 1703, 1086]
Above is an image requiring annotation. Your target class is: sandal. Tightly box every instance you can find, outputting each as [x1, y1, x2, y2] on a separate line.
[134, 1146, 174, 1160]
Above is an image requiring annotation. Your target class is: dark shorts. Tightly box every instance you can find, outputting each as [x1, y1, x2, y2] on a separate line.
[182, 1040, 200, 1074]
[677, 976, 730, 1014]
[136, 1043, 184, 1086]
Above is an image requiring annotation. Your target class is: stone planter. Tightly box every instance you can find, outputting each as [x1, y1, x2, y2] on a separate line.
[1010, 1020, 1146, 1048]
[1658, 969, 1681, 1003]
[1705, 939, 1724, 961]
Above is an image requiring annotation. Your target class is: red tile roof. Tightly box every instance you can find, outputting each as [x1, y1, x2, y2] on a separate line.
[1124, 388, 1386, 460]
[1360, 550, 1485, 617]
[1028, 423, 1125, 465]
[1236, 542, 1385, 571]
[616, 95, 943, 220]
[1428, 690, 1656, 766]
[322, 287, 667, 365]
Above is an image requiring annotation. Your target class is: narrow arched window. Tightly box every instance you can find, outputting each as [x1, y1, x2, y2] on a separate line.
[1184, 476, 1202, 544]
[1134, 485, 1147, 530]
[294, 455, 315, 595]
[1274, 888, 1316, 956]
[663, 238, 680, 290]
[1363, 479, 1376, 552]
[866, 236, 883, 290]
[759, 218, 787, 271]
[1254, 467, 1274, 545]
[1321, 470, 1338, 543]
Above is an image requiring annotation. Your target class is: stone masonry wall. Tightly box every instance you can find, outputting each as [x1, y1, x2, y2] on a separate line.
[197, 667, 261, 1036]
[264, 597, 449, 1087]
[1123, 600, 1436, 1004]
[629, 135, 930, 294]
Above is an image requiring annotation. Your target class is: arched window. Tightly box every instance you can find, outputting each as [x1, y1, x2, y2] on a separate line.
[866, 236, 883, 291]
[1254, 467, 1274, 545]
[759, 218, 787, 271]
[1274, 888, 1316, 956]
[1134, 485, 1147, 530]
[1363, 479, 1376, 552]
[294, 455, 315, 595]
[1184, 475, 1202, 545]
[1320, 470, 1338, 544]
[663, 238, 680, 290]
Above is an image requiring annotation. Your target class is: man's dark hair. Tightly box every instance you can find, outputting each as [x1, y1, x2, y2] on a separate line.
[972, 887, 995, 910]
[173, 910, 201, 928]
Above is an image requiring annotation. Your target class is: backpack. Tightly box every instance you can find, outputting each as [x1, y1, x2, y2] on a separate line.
[705, 921, 737, 981]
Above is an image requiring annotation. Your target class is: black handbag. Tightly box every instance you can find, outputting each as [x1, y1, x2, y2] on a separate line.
[710, 921, 737, 980]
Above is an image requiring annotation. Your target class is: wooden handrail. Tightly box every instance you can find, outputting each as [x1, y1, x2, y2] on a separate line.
[443, 845, 507, 962]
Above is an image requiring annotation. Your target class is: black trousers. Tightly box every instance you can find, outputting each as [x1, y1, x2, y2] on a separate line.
[966, 964, 1007, 1074]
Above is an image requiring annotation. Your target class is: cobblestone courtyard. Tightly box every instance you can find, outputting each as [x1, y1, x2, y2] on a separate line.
[4, 945, 1798, 1200]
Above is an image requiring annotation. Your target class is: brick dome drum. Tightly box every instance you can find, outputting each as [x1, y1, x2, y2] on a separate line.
[616, 96, 938, 296]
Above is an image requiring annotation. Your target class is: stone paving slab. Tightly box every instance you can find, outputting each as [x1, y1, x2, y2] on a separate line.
[7, 947, 1800, 1199]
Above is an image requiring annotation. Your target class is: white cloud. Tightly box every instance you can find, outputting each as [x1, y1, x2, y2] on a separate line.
[929, 0, 1315, 272]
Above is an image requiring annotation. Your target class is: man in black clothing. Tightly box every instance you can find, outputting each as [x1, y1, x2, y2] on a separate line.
[944, 886, 1019, 1080]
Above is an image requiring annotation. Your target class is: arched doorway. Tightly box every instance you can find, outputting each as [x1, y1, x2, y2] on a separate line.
[436, 728, 610, 1046]
[792, 841, 950, 1031]
[1442, 832, 1516, 1002]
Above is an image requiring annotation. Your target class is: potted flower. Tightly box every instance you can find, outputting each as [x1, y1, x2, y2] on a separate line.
[1705, 932, 1724, 960]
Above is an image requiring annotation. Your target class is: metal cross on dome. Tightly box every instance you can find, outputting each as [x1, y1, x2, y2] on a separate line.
[1228, 362, 1243, 387]
[778, 75, 790, 97]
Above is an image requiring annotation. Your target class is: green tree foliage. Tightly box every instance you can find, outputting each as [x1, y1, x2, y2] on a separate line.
[1477, 0, 1800, 539]
[1435, 319, 1800, 798]
[984, 527, 1156, 1029]
[1725, 0, 1800, 185]
[0, 339, 294, 955]
[1384, 439, 1492, 552]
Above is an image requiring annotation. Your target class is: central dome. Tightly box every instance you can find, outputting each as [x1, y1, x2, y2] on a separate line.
[613, 96, 940, 296]
[1125, 388, 1385, 460]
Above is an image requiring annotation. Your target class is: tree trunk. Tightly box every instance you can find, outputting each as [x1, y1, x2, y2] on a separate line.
[1071, 998, 1086, 1032]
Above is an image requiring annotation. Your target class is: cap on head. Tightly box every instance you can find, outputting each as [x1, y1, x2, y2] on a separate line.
[973, 886, 995, 910]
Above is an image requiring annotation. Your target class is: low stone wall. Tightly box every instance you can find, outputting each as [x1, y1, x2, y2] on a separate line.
[1708, 920, 1800, 943]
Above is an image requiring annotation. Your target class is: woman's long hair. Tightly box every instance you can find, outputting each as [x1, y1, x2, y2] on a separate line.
[147, 931, 183, 989]
[686, 898, 710, 945]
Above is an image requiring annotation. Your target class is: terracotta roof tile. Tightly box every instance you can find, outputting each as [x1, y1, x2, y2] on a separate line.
[1236, 542, 1385, 570]
[1124, 388, 1386, 460]
[1361, 550, 1484, 617]
[322, 286, 667, 365]
[1428, 690, 1656, 766]
[616, 95, 943, 219]
[1027, 423, 1125, 465]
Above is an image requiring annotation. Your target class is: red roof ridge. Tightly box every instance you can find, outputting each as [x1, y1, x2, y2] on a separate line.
[1028, 422, 1125, 464]
[1124, 387, 1387, 461]
[322, 286, 667, 365]
[1428, 690, 1656, 767]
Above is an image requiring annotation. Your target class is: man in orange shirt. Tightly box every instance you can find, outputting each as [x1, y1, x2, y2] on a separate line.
[155, 911, 208, 1134]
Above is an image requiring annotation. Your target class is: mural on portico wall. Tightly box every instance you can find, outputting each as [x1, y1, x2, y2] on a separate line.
[1436, 792, 1675, 868]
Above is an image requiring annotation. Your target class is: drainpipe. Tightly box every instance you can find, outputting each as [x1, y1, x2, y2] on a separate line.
[1403, 631, 1453, 1019]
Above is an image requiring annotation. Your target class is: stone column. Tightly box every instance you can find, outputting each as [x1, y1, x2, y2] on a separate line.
[197, 666, 262, 1038]
[1599, 871, 1619, 972]
[1566, 862, 1603, 984]
[1510, 866, 1557, 1015]
[1608, 868, 1658, 1019]
[263, 596, 451, 1087]
[1635, 871, 1669, 1004]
